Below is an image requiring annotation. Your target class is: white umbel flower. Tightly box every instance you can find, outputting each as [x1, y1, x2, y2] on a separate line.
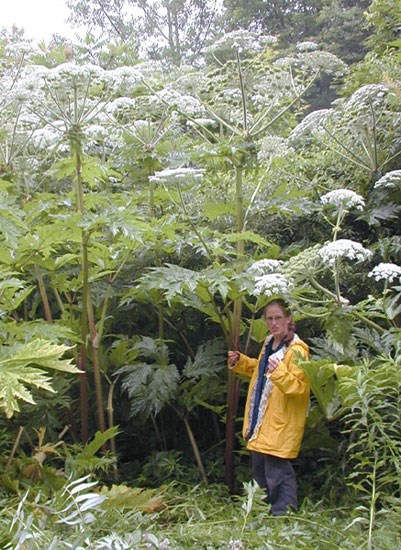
[319, 239, 372, 266]
[258, 136, 292, 161]
[248, 259, 284, 277]
[368, 263, 401, 283]
[289, 109, 332, 141]
[321, 189, 365, 211]
[373, 170, 401, 189]
[149, 167, 205, 184]
[253, 273, 291, 297]
[296, 41, 319, 52]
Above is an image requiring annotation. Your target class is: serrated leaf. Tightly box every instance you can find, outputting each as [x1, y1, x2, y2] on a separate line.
[0, 339, 80, 418]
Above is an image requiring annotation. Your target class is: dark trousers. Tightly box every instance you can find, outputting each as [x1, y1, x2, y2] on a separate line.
[251, 451, 298, 515]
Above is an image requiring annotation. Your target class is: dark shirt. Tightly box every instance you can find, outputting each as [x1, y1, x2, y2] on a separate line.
[249, 338, 285, 435]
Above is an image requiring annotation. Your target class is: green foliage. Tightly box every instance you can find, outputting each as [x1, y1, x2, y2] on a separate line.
[338, 354, 401, 544]
[117, 337, 180, 418]
[138, 450, 190, 486]
[0, 14, 400, 547]
[0, 339, 79, 418]
[366, 0, 401, 55]
[7, 475, 107, 548]
[64, 427, 119, 477]
[179, 339, 226, 414]
[301, 359, 353, 420]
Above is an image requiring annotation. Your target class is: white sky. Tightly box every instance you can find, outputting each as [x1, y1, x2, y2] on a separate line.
[1, 0, 76, 42]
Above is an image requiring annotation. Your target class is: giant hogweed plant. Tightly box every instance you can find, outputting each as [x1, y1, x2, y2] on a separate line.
[139, 32, 348, 488]
[289, 83, 401, 186]
[0, 60, 171, 444]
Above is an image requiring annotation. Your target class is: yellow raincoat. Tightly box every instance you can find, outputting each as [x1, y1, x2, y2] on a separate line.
[230, 334, 310, 459]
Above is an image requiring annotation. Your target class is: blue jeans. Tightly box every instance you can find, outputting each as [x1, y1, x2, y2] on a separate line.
[251, 451, 298, 515]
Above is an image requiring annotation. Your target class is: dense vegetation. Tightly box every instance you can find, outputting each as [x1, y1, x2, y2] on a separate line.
[0, 0, 400, 548]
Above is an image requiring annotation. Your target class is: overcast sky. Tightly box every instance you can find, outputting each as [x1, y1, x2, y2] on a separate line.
[2, 0, 76, 42]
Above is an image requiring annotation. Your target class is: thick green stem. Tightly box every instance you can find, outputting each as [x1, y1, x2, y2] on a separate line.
[71, 120, 90, 443]
[79, 232, 90, 443]
[352, 310, 385, 334]
[225, 164, 244, 491]
[333, 258, 342, 303]
[368, 99, 379, 175]
[150, 414, 167, 451]
[87, 289, 107, 434]
[52, 286, 65, 315]
[309, 276, 339, 301]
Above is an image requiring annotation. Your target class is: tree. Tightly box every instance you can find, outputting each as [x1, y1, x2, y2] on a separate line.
[222, 0, 371, 65]
[66, 0, 133, 41]
[67, 0, 222, 66]
[316, 0, 371, 65]
[365, 0, 401, 56]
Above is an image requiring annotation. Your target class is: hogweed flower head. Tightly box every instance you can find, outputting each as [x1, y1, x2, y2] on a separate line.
[373, 170, 401, 189]
[204, 30, 278, 57]
[368, 263, 401, 283]
[156, 87, 203, 116]
[149, 167, 205, 184]
[345, 84, 389, 113]
[248, 259, 284, 277]
[289, 109, 332, 142]
[258, 136, 293, 162]
[253, 273, 292, 297]
[296, 41, 319, 52]
[319, 239, 372, 267]
[321, 189, 365, 211]
[298, 51, 349, 76]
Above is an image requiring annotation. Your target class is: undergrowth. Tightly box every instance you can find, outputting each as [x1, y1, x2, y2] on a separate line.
[1, 480, 400, 549]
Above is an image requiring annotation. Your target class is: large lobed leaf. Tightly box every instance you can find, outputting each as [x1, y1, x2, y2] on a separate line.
[0, 339, 80, 418]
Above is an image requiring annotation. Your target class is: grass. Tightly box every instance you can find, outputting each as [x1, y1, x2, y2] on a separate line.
[3, 480, 400, 549]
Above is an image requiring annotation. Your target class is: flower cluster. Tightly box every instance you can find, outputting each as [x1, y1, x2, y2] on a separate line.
[298, 51, 349, 76]
[156, 87, 203, 116]
[319, 239, 372, 267]
[345, 84, 389, 113]
[289, 109, 333, 142]
[110, 62, 163, 94]
[373, 170, 401, 189]
[320, 189, 365, 211]
[248, 259, 284, 277]
[204, 30, 278, 56]
[258, 135, 293, 162]
[31, 124, 64, 150]
[273, 56, 297, 67]
[149, 167, 205, 184]
[368, 263, 401, 283]
[296, 41, 319, 52]
[107, 97, 136, 114]
[254, 273, 292, 297]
